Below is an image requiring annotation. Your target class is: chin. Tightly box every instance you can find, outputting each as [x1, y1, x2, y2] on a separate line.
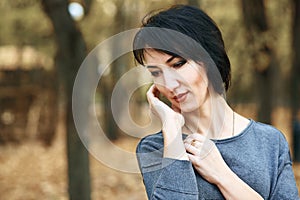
[178, 97, 200, 113]
[178, 103, 199, 113]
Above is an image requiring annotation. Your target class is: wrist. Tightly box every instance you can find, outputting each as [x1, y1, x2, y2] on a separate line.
[214, 165, 234, 187]
[162, 125, 188, 160]
[162, 123, 181, 132]
[162, 124, 181, 143]
[215, 167, 264, 200]
[161, 113, 184, 130]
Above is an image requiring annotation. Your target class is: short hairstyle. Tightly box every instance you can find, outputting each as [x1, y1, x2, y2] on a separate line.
[133, 5, 231, 93]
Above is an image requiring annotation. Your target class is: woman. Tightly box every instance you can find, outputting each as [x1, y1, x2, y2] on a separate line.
[133, 5, 299, 200]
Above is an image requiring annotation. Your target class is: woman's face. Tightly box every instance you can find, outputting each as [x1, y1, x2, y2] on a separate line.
[144, 49, 210, 113]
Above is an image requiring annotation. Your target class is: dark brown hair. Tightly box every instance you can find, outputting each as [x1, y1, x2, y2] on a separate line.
[133, 5, 231, 93]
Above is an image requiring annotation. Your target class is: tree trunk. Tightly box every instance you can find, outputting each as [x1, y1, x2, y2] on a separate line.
[291, 0, 300, 162]
[99, 0, 128, 140]
[241, 0, 278, 124]
[41, 0, 91, 199]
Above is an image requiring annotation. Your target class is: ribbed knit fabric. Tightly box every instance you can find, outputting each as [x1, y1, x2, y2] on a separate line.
[136, 120, 300, 199]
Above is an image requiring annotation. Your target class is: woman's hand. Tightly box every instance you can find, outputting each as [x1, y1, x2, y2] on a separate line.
[184, 133, 230, 184]
[146, 85, 184, 130]
[147, 85, 188, 160]
[184, 133, 264, 199]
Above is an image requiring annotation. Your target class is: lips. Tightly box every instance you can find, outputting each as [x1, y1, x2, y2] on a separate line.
[174, 91, 188, 103]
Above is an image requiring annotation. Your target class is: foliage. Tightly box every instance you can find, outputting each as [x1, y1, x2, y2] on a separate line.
[0, 0, 55, 56]
[0, 0, 299, 198]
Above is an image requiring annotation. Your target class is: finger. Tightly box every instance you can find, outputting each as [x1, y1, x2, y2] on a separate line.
[171, 104, 181, 113]
[186, 153, 200, 166]
[146, 85, 159, 104]
[152, 85, 160, 98]
[146, 86, 168, 110]
[184, 137, 197, 144]
[146, 85, 155, 99]
[147, 85, 159, 98]
[184, 133, 206, 143]
[184, 142, 201, 155]
[184, 137, 200, 146]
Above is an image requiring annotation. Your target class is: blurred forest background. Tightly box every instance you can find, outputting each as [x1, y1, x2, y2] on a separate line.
[0, 0, 299, 199]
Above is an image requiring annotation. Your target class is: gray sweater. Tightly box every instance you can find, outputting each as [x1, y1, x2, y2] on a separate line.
[136, 120, 300, 199]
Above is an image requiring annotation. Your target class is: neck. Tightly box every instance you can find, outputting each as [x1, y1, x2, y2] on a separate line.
[182, 94, 234, 139]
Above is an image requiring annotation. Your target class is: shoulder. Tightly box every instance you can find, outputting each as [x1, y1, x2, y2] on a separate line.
[136, 132, 164, 154]
[251, 120, 290, 152]
[252, 121, 286, 140]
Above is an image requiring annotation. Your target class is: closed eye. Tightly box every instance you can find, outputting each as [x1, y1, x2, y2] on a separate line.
[172, 59, 187, 69]
[150, 70, 162, 77]
[146, 65, 163, 77]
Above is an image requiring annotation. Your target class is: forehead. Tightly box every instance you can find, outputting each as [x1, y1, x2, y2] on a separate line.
[143, 49, 174, 64]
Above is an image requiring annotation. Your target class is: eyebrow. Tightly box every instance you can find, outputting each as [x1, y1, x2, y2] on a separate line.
[146, 65, 158, 69]
[166, 55, 177, 63]
[145, 55, 179, 68]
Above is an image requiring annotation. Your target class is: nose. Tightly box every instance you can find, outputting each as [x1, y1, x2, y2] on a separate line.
[163, 70, 180, 92]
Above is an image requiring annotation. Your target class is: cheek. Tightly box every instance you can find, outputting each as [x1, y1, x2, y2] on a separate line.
[191, 78, 208, 98]
[189, 67, 208, 89]
[187, 70, 209, 102]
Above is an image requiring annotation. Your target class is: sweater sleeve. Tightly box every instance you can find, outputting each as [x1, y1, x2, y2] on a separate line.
[270, 133, 300, 200]
[136, 133, 199, 199]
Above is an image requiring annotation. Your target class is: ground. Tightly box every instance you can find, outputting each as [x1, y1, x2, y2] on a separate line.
[0, 132, 299, 200]
[0, 133, 147, 200]
[0, 106, 299, 199]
